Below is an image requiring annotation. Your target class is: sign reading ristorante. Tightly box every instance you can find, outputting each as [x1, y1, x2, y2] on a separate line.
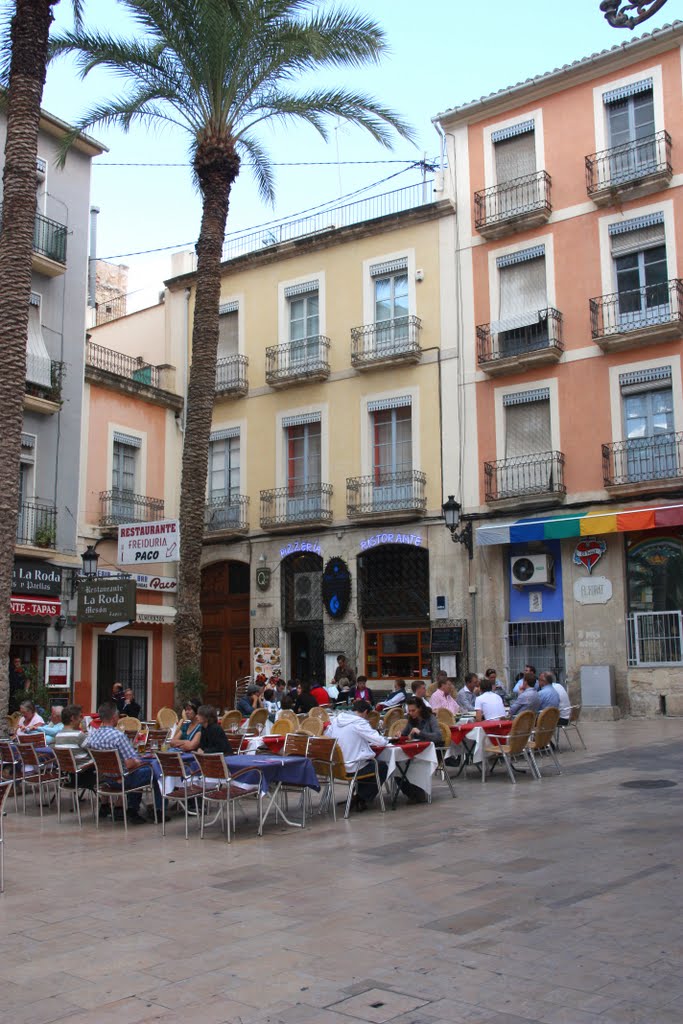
[77, 578, 137, 623]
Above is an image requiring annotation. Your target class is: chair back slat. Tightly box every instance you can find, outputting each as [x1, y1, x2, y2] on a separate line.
[155, 750, 189, 778]
[282, 733, 309, 757]
[53, 747, 79, 774]
[90, 748, 124, 779]
[0, 741, 20, 763]
[534, 707, 560, 748]
[17, 733, 44, 746]
[306, 737, 336, 766]
[506, 710, 536, 755]
[194, 751, 229, 782]
[18, 744, 41, 768]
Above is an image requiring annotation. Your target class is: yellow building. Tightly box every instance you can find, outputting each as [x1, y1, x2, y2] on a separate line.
[166, 183, 465, 708]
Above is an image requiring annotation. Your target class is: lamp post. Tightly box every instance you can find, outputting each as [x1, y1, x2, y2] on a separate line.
[442, 495, 473, 559]
[81, 544, 100, 579]
[601, 1, 670, 29]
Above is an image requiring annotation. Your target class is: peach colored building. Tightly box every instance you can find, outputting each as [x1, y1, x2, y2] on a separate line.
[436, 21, 683, 716]
[74, 306, 182, 716]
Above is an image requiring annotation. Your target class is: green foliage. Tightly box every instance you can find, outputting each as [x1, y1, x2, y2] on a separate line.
[175, 665, 205, 711]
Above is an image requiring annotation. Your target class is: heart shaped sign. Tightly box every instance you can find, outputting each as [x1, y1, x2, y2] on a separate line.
[573, 538, 606, 575]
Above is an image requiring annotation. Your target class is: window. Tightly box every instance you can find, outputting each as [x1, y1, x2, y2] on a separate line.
[26, 292, 51, 388]
[218, 304, 239, 360]
[207, 431, 241, 528]
[502, 389, 552, 495]
[605, 81, 657, 181]
[286, 417, 321, 517]
[285, 282, 319, 363]
[365, 629, 431, 680]
[620, 367, 676, 482]
[492, 121, 538, 216]
[494, 247, 548, 355]
[610, 215, 668, 329]
[111, 433, 140, 522]
[371, 259, 409, 349]
[370, 399, 412, 507]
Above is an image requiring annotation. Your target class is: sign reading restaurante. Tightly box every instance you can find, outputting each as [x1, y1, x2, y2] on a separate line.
[118, 519, 180, 565]
[77, 578, 137, 623]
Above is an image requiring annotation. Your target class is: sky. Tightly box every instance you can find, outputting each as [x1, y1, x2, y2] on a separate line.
[32, 0, 681, 308]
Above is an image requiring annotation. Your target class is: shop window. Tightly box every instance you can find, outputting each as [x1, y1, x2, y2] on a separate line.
[627, 535, 683, 612]
[365, 629, 431, 681]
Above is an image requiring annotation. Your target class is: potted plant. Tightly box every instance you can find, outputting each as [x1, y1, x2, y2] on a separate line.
[34, 523, 56, 548]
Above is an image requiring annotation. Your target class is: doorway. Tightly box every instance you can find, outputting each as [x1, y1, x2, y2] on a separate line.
[97, 635, 148, 715]
[201, 561, 250, 710]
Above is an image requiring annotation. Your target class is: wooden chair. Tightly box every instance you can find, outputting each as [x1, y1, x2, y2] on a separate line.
[0, 781, 13, 892]
[221, 710, 242, 732]
[331, 744, 385, 819]
[367, 711, 381, 730]
[154, 751, 203, 838]
[144, 727, 170, 750]
[483, 709, 537, 784]
[434, 721, 457, 799]
[247, 708, 269, 732]
[300, 717, 324, 737]
[282, 733, 310, 757]
[558, 704, 586, 751]
[387, 717, 408, 738]
[0, 741, 22, 813]
[527, 707, 561, 778]
[276, 709, 299, 729]
[90, 748, 157, 831]
[435, 708, 456, 728]
[54, 747, 95, 827]
[193, 752, 263, 841]
[19, 744, 59, 816]
[381, 706, 404, 735]
[16, 732, 44, 747]
[309, 706, 330, 723]
[269, 718, 293, 737]
[306, 737, 338, 819]
[156, 707, 178, 730]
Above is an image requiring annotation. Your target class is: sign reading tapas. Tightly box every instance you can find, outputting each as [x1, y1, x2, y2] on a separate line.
[118, 520, 180, 565]
[573, 538, 606, 575]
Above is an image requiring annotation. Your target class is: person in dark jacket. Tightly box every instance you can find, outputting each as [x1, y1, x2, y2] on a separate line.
[293, 681, 318, 714]
[350, 675, 375, 706]
[397, 697, 441, 803]
[120, 688, 141, 719]
[197, 705, 235, 755]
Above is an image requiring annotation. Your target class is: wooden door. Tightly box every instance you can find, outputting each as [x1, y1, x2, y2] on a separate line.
[200, 561, 250, 710]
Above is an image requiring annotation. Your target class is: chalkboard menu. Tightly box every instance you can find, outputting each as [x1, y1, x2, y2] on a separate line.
[430, 625, 465, 654]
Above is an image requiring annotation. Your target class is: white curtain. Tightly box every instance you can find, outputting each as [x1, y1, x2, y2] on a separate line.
[492, 257, 547, 333]
[495, 132, 536, 183]
[500, 399, 552, 496]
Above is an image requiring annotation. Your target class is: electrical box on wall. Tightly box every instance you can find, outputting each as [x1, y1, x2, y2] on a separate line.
[434, 595, 448, 618]
[511, 554, 554, 587]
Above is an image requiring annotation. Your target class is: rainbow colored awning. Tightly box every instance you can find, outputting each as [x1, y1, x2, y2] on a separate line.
[475, 502, 683, 547]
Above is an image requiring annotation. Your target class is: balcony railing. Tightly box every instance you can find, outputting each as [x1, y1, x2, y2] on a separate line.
[99, 489, 165, 527]
[25, 359, 64, 404]
[265, 337, 330, 387]
[485, 451, 566, 502]
[204, 494, 249, 534]
[33, 211, 67, 264]
[86, 340, 160, 389]
[590, 279, 683, 346]
[346, 471, 427, 518]
[477, 308, 563, 369]
[586, 131, 672, 199]
[602, 432, 683, 488]
[474, 171, 551, 236]
[627, 610, 683, 667]
[16, 501, 57, 548]
[215, 354, 249, 396]
[351, 316, 422, 368]
[260, 483, 333, 528]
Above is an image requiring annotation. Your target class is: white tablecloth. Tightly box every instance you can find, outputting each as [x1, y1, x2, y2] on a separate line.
[448, 726, 488, 765]
[377, 743, 438, 796]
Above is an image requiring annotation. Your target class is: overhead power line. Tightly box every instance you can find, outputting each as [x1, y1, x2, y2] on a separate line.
[96, 158, 424, 167]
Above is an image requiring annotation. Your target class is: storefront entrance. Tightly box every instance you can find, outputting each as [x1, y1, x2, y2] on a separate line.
[97, 635, 148, 715]
[281, 552, 325, 684]
[201, 561, 250, 709]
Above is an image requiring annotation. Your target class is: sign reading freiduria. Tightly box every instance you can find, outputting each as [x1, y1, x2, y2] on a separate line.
[117, 520, 180, 564]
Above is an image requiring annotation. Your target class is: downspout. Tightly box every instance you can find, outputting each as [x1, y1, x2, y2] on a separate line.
[88, 206, 99, 312]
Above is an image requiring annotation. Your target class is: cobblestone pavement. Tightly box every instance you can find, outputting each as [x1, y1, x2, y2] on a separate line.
[0, 718, 681, 1024]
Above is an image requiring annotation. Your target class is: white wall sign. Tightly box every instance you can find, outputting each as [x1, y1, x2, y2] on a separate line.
[573, 576, 613, 605]
[96, 568, 177, 593]
[529, 590, 543, 613]
[118, 520, 180, 564]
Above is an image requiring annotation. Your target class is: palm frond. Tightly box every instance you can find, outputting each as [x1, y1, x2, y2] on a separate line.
[234, 131, 276, 205]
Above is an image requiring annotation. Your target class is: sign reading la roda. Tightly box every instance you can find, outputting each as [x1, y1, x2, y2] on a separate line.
[77, 578, 137, 624]
[12, 559, 62, 596]
[118, 520, 180, 565]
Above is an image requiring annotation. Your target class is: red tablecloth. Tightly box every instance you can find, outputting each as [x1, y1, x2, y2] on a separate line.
[261, 734, 286, 753]
[450, 719, 512, 747]
[371, 740, 430, 759]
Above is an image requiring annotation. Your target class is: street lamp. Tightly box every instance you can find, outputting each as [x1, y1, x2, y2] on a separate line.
[442, 495, 473, 560]
[81, 544, 100, 578]
[601, 1, 670, 29]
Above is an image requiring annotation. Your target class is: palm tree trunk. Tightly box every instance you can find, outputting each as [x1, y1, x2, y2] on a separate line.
[0, 0, 54, 732]
[175, 144, 240, 685]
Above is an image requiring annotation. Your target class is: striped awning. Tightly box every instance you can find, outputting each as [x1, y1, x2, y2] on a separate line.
[476, 503, 683, 547]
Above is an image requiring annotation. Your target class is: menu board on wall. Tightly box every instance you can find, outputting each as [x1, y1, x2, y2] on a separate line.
[430, 625, 465, 654]
[253, 646, 281, 682]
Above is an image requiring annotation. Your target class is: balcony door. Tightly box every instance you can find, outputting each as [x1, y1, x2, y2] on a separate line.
[216, 307, 239, 388]
[497, 253, 548, 357]
[207, 434, 240, 529]
[111, 440, 137, 523]
[374, 271, 409, 351]
[615, 243, 669, 331]
[372, 404, 412, 508]
[289, 292, 319, 365]
[287, 420, 321, 518]
[493, 127, 537, 217]
[501, 396, 552, 497]
[607, 88, 657, 182]
[623, 386, 676, 483]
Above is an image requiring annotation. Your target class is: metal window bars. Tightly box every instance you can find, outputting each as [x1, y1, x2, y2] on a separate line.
[215, 354, 249, 395]
[25, 360, 64, 404]
[485, 451, 566, 502]
[477, 308, 563, 365]
[16, 501, 57, 547]
[474, 171, 551, 232]
[627, 610, 683, 666]
[590, 279, 683, 340]
[99, 489, 165, 527]
[602, 432, 683, 487]
[204, 494, 249, 534]
[265, 337, 330, 386]
[260, 483, 333, 528]
[585, 131, 672, 195]
[350, 316, 422, 367]
[346, 471, 427, 517]
[86, 340, 160, 389]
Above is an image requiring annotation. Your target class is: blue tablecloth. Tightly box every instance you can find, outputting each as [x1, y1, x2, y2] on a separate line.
[142, 752, 319, 795]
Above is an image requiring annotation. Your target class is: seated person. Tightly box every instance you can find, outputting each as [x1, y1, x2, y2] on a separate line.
[196, 705, 235, 755]
[279, 694, 295, 712]
[111, 682, 126, 712]
[550, 674, 572, 725]
[400, 696, 442, 744]
[457, 673, 479, 713]
[310, 682, 331, 706]
[170, 698, 203, 751]
[484, 668, 508, 698]
[411, 680, 432, 708]
[430, 677, 461, 715]
[350, 675, 374, 706]
[84, 702, 162, 824]
[55, 705, 95, 788]
[326, 699, 387, 811]
[40, 705, 65, 745]
[376, 679, 407, 710]
[293, 681, 319, 714]
[120, 689, 141, 720]
[509, 673, 542, 716]
[474, 678, 506, 721]
[15, 700, 45, 734]
[537, 671, 561, 711]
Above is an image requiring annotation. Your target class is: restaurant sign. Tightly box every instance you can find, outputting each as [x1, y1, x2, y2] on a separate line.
[12, 559, 62, 596]
[118, 519, 180, 565]
[10, 596, 61, 617]
[77, 578, 137, 623]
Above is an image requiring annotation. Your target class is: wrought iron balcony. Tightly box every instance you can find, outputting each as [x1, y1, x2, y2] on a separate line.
[590, 279, 683, 351]
[602, 433, 683, 491]
[351, 316, 422, 369]
[260, 483, 333, 529]
[586, 131, 672, 204]
[16, 501, 57, 548]
[346, 471, 427, 519]
[99, 489, 165, 528]
[485, 451, 566, 504]
[474, 171, 551, 238]
[265, 337, 330, 387]
[24, 359, 64, 405]
[215, 354, 248, 397]
[477, 308, 563, 375]
[0, 204, 67, 274]
[204, 494, 249, 535]
[86, 340, 160, 388]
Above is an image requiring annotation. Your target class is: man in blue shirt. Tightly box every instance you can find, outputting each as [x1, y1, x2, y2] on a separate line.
[85, 702, 162, 824]
[510, 673, 542, 716]
[40, 706, 65, 745]
[537, 671, 560, 711]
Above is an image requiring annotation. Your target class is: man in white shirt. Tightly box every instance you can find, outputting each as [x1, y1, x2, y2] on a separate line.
[549, 673, 572, 724]
[411, 680, 432, 708]
[474, 678, 506, 721]
[326, 699, 388, 810]
[377, 679, 407, 710]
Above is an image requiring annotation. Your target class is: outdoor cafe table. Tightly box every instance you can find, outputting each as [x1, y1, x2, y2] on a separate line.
[448, 719, 513, 778]
[376, 740, 438, 807]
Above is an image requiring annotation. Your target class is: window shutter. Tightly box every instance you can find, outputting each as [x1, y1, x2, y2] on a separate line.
[609, 214, 665, 257]
[603, 78, 653, 104]
[284, 280, 318, 298]
[494, 131, 536, 183]
[367, 395, 412, 412]
[505, 398, 551, 458]
[369, 258, 408, 278]
[492, 257, 547, 333]
[218, 310, 239, 358]
[620, 366, 672, 395]
[26, 300, 52, 388]
[113, 431, 142, 448]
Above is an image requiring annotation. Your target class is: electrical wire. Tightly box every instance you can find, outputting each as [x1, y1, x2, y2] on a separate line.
[96, 158, 427, 167]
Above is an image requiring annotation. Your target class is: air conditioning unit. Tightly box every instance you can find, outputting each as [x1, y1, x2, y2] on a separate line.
[511, 553, 553, 586]
[293, 572, 321, 621]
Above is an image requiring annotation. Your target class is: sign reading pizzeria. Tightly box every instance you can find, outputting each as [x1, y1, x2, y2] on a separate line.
[117, 519, 180, 565]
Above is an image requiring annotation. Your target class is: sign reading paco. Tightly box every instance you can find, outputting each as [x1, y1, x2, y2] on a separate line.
[77, 578, 137, 623]
[118, 520, 180, 565]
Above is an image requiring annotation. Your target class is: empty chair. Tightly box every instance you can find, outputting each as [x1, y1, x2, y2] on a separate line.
[300, 717, 324, 737]
[54, 747, 95, 827]
[269, 718, 293, 737]
[0, 781, 12, 892]
[282, 733, 310, 757]
[154, 751, 203, 838]
[221, 709, 242, 732]
[306, 737, 338, 819]
[527, 707, 561, 778]
[193, 752, 263, 841]
[90, 748, 157, 831]
[156, 707, 178, 730]
[435, 707, 456, 728]
[387, 717, 408, 738]
[483, 709, 537, 785]
[558, 705, 586, 751]
[19, 744, 59, 816]
[247, 708, 269, 732]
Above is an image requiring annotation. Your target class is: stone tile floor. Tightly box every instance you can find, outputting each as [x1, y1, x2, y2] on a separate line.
[0, 718, 681, 1024]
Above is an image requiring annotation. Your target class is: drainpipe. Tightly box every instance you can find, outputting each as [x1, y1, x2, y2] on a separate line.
[88, 206, 99, 310]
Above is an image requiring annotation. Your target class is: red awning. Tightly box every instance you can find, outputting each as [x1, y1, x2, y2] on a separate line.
[10, 596, 61, 617]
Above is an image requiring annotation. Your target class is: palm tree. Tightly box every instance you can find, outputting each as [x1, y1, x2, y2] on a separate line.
[0, 0, 83, 729]
[53, 0, 413, 686]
